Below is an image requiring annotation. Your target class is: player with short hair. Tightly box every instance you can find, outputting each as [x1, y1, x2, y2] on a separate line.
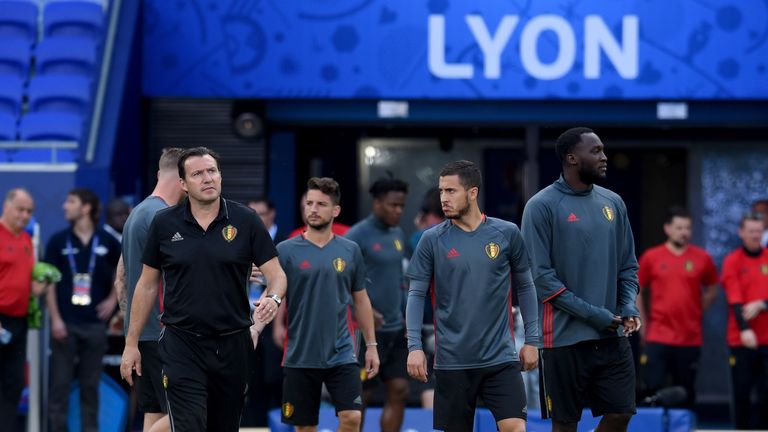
[406, 160, 539, 432]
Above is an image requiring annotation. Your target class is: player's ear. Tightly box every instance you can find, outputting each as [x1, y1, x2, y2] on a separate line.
[332, 205, 341, 218]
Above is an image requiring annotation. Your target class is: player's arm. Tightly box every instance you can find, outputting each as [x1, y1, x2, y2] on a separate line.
[509, 229, 540, 370]
[616, 200, 640, 324]
[521, 200, 619, 331]
[121, 264, 161, 385]
[115, 254, 127, 314]
[353, 289, 380, 378]
[254, 257, 287, 324]
[405, 232, 433, 382]
[721, 255, 757, 348]
[702, 284, 719, 311]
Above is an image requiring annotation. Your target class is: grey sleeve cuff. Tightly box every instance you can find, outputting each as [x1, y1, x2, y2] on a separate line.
[406, 279, 429, 352]
[512, 270, 541, 347]
[550, 289, 615, 331]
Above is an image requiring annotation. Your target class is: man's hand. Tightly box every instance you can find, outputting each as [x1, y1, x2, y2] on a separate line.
[254, 298, 279, 324]
[51, 318, 68, 341]
[120, 345, 142, 386]
[372, 309, 385, 329]
[740, 329, 758, 349]
[96, 296, 117, 321]
[519, 344, 539, 371]
[742, 300, 767, 321]
[250, 326, 261, 350]
[407, 350, 428, 383]
[606, 316, 622, 332]
[364, 345, 380, 379]
[623, 316, 642, 336]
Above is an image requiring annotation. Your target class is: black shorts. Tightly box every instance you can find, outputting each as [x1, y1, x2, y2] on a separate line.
[434, 362, 526, 432]
[361, 329, 409, 388]
[160, 327, 250, 432]
[542, 337, 636, 423]
[282, 364, 363, 426]
[641, 343, 699, 407]
[136, 341, 167, 414]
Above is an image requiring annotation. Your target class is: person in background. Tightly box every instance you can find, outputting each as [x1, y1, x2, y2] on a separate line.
[637, 206, 718, 409]
[721, 213, 768, 430]
[751, 199, 768, 248]
[0, 188, 56, 432]
[104, 198, 132, 243]
[46, 188, 121, 432]
[289, 192, 350, 238]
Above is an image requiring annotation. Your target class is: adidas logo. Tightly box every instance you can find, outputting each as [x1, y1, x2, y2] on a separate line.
[567, 213, 580, 222]
[299, 260, 311, 270]
[171, 232, 184, 242]
[353, 396, 362, 405]
[447, 248, 460, 259]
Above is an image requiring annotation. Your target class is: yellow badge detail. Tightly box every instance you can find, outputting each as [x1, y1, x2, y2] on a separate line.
[602, 206, 614, 221]
[485, 242, 500, 260]
[762, 264, 768, 275]
[333, 257, 346, 273]
[282, 402, 294, 418]
[162, 374, 169, 389]
[394, 239, 403, 252]
[685, 261, 694, 272]
[360, 368, 368, 382]
[640, 354, 648, 365]
[222, 225, 238, 242]
[546, 395, 553, 413]
[730, 355, 736, 367]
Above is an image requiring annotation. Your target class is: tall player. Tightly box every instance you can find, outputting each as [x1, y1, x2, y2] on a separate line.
[406, 160, 539, 432]
[276, 177, 380, 432]
[521, 127, 640, 432]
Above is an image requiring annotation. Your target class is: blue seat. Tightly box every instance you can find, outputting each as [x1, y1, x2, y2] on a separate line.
[36, 37, 98, 77]
[0, 75, 24, 116]
[0, 38, 32, 80]
[19, 111, 82, 141]
[0, 1, 38, 46]
[44, 1, 105, 43]
[0, 112, 17, 140]
[28, 75, 91, 115]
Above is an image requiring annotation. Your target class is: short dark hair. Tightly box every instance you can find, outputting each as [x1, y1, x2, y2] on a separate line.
[159, 147, 184, 172]
[68, 188, 101, 224]
[752, 199, 768, 209]
[307, 177, 341, 205]
[420, 187, 442, 216]
[369, 177, 408, 199]
[664, 206, 690, 225]
[439, 160, 482, 191]
[178, 147, 221, 179]
[556, 127, 594, 163]
[249, 196, 274, 210]
[740, 212, 764, 228]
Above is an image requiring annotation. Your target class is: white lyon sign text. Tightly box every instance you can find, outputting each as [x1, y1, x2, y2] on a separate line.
[428, 14, 639, 80]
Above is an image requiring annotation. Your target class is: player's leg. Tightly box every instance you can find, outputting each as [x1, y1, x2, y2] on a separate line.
[641, 343, 669, 397]
[671, 346, 700, 409]
[137, 341, 169, 431]
[206, 331, 251, 432]
[379, 331, 410, 432]
[542, 345, 587, 432]
[146, 414, 169, 432]
[433, 368, 482, 432]
[282, 367, 324, 430]
[757, 346, 768, 429]
[160, 328, 209, 432]
[588, 338, 636, 432]
[326, 364, 364, 432]
[730, 347, 756, 429]
[477, 362, 527, 432]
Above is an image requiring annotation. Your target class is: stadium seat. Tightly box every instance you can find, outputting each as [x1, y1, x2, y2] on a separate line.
[0, 112, 17, 140]
[0, 1, 38, 46]
[0, 38, 32, 80]
[28, 75, 91, 115]
[0, 75, 24, 116]
[36, 37, 98, 77]
[19, 111, 83, 141]
[43, 1, 105, 43]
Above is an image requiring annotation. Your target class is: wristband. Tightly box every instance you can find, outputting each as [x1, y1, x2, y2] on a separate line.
[366, 342, 378, 347]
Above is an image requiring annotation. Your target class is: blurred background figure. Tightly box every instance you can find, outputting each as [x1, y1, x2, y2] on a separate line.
[751, 199, 768, 248]
[103, 198, 131, 243]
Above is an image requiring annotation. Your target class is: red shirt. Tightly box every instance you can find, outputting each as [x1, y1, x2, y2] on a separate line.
[288, 222, 350, 239]
[721, 247, 768, 347]
[0, 223, 34, 317]
[638, 244, 718, 346]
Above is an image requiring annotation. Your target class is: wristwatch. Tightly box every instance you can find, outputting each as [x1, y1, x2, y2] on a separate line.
[268, 294, 282, 306]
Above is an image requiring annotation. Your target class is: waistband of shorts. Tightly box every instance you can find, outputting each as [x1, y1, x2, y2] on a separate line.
[166, 324, 249, 339]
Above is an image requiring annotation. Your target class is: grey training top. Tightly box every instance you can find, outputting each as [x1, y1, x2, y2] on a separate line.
[405, 216, 540, 370]
[278, 235, 367, 368]
[122, 196, 167, 341]
[521, 176, 640, 348]
[346, 215, 406, 332]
